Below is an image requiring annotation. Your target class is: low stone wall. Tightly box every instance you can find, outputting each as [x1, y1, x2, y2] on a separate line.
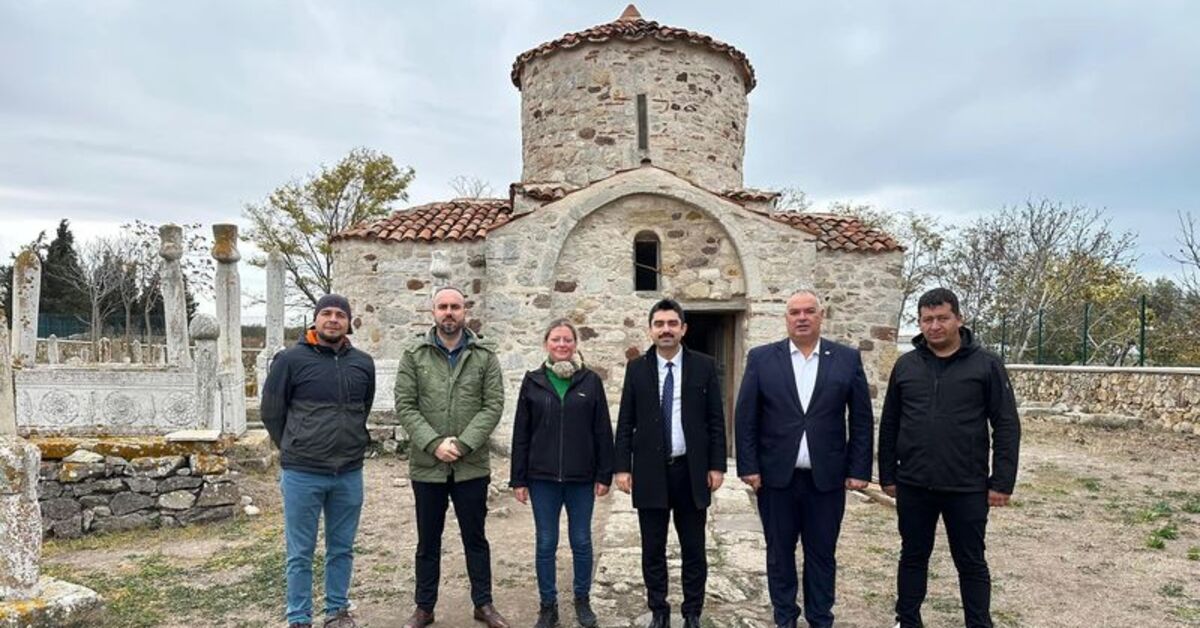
[33, 437, 243, 539]
[1008, 365, 1200, 435]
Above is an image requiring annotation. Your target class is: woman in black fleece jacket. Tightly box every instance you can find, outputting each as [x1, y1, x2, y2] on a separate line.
[509, 318, 613, 628]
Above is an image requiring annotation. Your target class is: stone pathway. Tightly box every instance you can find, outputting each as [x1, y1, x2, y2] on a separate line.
[590, 472, 775, 627]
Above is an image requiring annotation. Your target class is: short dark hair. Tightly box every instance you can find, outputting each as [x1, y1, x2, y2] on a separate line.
[648, 298, 686, 325]
[917, 288, 961, 316]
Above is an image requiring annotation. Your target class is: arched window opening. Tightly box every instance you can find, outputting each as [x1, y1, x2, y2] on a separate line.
[634, 231, 660, 291]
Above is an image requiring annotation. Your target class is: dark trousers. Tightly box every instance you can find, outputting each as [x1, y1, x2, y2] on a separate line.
[895, 483, 992, 628]
[636, 456, 708, 616]
[757, 469, 845, 628]
[412, 475, 493, 611]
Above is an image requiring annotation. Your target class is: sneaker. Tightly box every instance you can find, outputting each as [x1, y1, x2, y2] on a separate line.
[324, 609, 358, 628]
[573, 597, 597, 628]
[534, 602, 559, 628]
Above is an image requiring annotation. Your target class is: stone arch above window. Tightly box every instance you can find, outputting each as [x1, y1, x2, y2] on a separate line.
[633, 230, 661, 291]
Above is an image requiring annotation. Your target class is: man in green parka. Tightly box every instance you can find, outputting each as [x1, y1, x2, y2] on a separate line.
[394, 286, 510, 628]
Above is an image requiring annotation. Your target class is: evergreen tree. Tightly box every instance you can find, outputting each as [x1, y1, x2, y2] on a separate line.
[40, 219, 90, 336]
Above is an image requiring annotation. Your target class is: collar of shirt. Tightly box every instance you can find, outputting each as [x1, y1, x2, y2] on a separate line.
[656, 349, 683, 372]
[433, 332, 466, 356]
[789, 339, 821, 362]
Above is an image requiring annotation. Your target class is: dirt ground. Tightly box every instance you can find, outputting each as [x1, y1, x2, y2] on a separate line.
[41, 418, 1200, 627]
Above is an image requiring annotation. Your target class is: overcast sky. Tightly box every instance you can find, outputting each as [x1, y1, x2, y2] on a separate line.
[2, 1, 1197, 321]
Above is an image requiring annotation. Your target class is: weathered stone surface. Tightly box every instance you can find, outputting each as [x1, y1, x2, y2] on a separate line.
[188, 454, 228, 475]
[157, 490, 197, 510]
[91, 511, 158, 534]
[195, 482, 239, 507]
[160, 224, 193, 369]
[157, 476, 202, 492]
[212, 224, 247, 437]
[125, 477, 157, 494]
[9, 250, 42, 366]
[128, 455, 185, 478]
[49, 514, 83, 539]
[0, 314, 15, 437]
[1010, 366, 1200, 432]
[78, 495, 110, 508]
[70, 478, 124, 496]
[108, 492, 156, 516]
[57, 463, 105, 484]
[0, 576, 105, 627]
[178, 504, 238, 526]
[0, 438, 42, 599]
[36, 481, 62, 500]
[39, 497, 80, 520]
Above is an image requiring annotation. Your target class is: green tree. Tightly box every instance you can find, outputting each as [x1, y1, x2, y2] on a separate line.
[39, 220, 90, 333]
[243, 147, 414, 306]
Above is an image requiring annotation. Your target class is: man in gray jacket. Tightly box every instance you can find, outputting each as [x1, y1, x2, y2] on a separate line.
[262, 294, 374, 628]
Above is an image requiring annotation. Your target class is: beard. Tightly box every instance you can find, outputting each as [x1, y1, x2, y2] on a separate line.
[438, 318, 463, 336]
[317, 329, 345, 344]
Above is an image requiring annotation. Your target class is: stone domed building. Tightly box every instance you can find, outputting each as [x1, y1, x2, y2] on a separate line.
[331, 6, 903, 451]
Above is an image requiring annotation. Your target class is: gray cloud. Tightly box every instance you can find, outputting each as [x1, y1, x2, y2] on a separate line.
[0, 0, 1196, 281]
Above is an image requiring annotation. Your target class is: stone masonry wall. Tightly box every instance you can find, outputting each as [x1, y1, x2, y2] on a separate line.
[520, 40, 748, 191]
[1008, 365, 1200, 435]
[331, 239, 489, 360]
[34, 440, 243, 539]
[813, 249, 905, 398]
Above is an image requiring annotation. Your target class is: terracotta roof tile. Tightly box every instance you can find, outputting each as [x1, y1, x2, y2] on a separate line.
[721, 188, 780, 203]
[512, 6, 756, 93]
[769, 212, 904, 253]
[334, 199, 512, 243]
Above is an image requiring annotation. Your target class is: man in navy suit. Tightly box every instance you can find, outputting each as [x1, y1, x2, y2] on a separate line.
[614, 299, 727, 628]
[735, 290, 874, 628]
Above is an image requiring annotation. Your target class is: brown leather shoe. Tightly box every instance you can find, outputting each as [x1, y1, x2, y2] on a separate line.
[402, 607, 435, 628]
[473, 603, 511, 628]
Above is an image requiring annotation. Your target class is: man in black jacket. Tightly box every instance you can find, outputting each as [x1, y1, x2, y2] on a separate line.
[614, 299, 727, 628]
[878, 288, 1020, 628]
[262, 294, 375, 628]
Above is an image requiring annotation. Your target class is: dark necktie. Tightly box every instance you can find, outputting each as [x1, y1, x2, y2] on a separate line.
[662, 361, 674, 458]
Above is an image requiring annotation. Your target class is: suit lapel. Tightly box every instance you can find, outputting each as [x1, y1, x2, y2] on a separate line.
[644, 348, 661, 417]
[810, 338, 833, 411]
[776, 339, 805, 415]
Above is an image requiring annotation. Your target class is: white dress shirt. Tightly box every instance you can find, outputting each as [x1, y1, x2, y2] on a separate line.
[657, 350, 687, 457]
[791, 339, 820, 468]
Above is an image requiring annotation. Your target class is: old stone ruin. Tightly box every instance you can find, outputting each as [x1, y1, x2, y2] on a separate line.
[1, 223, 273, 625]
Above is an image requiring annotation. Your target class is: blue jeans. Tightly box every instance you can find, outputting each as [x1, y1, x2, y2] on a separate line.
[281, 467, 364, 624]
[528, 480, 595, 604]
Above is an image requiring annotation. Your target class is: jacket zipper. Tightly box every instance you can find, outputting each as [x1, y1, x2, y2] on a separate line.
[558, 391, 565, 482]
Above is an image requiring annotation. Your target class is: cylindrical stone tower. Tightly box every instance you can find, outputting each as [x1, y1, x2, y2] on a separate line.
[512, 5, 755, 192]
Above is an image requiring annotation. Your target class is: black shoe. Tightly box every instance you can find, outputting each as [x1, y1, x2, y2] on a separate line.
[683, 613, 702, 628]
[535, 602, 559, 628]
[776, 620, 798, 628]
[574, 597, 597, 628]
[647, 612, 669, 628]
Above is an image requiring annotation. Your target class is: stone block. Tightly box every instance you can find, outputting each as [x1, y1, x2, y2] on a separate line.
[71, 478, 124, 497]
[128, 456, 186, 478]
[61, 450, 104, 465]
[40, 497, 81, 521]
[158, 476, 202, 492]
[157, 490, 197, 510]
[57, 462, 105, 484]
[367, 426, 393, 443]
[178, 505, 238, 526]
[125, 477, 157, 494]
[91, 511, 157, 534]
[195, 482, 239, 507]
[0, 576, 105, 627]
[109, 492, 156, 516]
[50, 514, 83, 539]
[78, 495, 110, 508]
[37, 480, 62, 500]
[188, 454, 228, 475]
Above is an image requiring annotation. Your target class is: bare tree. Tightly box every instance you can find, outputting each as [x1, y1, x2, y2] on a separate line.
[942, 199, 1137, 363]
[1170, 211, 1200, 296]
[46, 238, 124, 350]
[774, 187, 812, 212]
[121, 221, 213, 340]
[448, 175, 494, 199]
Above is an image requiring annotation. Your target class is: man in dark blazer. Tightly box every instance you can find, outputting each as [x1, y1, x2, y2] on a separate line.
[735, 290, 874, 628]
[614, 299, 727, 628]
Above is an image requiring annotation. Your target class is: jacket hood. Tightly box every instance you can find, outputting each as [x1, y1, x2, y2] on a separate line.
[911, 326, 979, 358]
